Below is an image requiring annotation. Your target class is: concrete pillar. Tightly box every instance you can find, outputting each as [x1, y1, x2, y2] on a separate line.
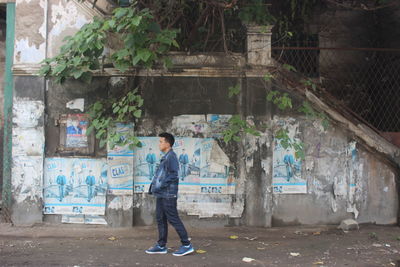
[246, 25, 273, 67]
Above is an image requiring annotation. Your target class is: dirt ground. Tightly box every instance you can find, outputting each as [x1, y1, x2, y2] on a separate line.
[0, 223, 399, 267]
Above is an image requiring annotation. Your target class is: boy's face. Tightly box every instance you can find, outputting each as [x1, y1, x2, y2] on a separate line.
[159, 137, 171, 152]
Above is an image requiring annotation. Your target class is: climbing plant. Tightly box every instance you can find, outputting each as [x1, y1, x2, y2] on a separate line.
[86, 88, 144, 149]
[39, 3, 179, 84]
[39, 1, 338, 150]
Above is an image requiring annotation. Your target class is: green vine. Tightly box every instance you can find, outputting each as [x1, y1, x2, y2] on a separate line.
[222, 115, 261, 143]
[86, 88, 144, 149]
[39, 4, 179, 84]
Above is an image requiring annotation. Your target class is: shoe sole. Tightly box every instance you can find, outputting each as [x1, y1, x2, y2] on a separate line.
[172, 248, 194, 256]
[145, 250, 168, 254]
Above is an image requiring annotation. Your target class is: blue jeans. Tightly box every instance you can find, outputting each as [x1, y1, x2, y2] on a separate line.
[156, 197, 190, 247]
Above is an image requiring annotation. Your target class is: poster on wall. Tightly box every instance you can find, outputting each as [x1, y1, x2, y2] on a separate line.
[133, 137, 235, 194]
[43, 158, 108, 215]
[170, 114, 232, 138]
[199, 138, 235, 194]
[107, 123, 134, 195]
[65, 114, 89, 148]
[272, 118, 306, 194]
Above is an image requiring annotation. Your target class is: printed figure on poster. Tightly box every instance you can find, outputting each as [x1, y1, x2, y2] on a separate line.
[272, 118, 306, 194]
[66, 114, 88, 148]
[133, 137, 235, 194]
[43, 158, 108, 215]
[107, 123, 135, 195]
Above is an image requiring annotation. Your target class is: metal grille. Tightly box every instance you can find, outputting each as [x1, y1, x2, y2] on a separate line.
[272, 46, 400, 132]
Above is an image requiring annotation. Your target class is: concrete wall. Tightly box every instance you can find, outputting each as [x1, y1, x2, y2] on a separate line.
[12, 73, 399, 228]
[7, 0, 399, 227]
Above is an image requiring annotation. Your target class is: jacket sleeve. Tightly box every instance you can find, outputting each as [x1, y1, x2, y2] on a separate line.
[160, 153, 179, 188]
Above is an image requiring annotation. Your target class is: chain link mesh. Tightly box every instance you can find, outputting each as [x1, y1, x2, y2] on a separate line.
[272, 46, 400, 132]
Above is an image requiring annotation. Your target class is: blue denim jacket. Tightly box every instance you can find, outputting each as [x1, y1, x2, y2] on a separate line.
[150, 149, 179, 198]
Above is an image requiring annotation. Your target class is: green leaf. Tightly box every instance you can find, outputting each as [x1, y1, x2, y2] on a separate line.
[99, 138, 107, 148]
[283, 63, 297, 72]
[86, 125, 94, 136]
[133, 109, 142, 118]
[228, 84, 241, 98]
[96, 129, 106, 139]
[114, 8, 128, 19]
[131, 15, 143, 26]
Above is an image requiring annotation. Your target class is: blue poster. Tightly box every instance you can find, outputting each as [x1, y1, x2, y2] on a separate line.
[43, 158, 108, 215]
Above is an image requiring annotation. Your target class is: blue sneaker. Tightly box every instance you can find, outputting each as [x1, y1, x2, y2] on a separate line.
[172, 244, 194, 256]
[145, 244, 167, 254]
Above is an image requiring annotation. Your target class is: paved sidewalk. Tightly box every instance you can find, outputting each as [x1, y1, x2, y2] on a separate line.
[0, 223, 399, 266]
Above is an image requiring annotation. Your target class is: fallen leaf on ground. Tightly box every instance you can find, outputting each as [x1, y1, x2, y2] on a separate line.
[196, 249, 207, 254]
[313, 261, 324, 265]
[229, 235, 239, 240]
[108, 236, 117, 241]
[290, 252, 300, 257]
[313, 231, 321, 235]
[242, 257, 255, 263]
[257, 247, 266, 250]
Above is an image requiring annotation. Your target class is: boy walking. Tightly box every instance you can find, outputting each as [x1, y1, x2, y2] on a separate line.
[146, 133, 194, 256]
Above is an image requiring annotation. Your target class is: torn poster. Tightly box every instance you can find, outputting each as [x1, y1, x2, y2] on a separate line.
[272, 118, 306, 194]
[43, 158, 108, 215]
[133, 137, 236, 194]
[66, 98, 85, 112]
[170, 114, 232, 137]
[107, 123, 134, 195]
[66, 114, 88, 148]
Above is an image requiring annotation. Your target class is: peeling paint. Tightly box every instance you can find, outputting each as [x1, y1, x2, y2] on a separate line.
[66, 98, 85, 112]
[13, 99, 44, 128]
[12, 156, 43, 203]
[108, 196, 133, 211]
[14, 38, 45, 63]
[48, 1, 90, 57]
[12, 127, 44, 156]
[14, 0, 47, 63]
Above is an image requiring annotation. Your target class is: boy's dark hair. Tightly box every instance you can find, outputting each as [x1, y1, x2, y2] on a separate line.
[159, 132, 175, 147]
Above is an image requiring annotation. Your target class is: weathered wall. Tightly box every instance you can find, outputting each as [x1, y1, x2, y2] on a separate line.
[8, 0, 399, 227]
[11, 76, 45, 225]
[39, 73, 399, 228]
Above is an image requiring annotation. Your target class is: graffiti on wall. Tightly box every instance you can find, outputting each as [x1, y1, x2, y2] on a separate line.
[272, 118, 306, 194]
[43, 158, 108, 215]
[133, 137, 235, 194]
[107, 123, 134, 195]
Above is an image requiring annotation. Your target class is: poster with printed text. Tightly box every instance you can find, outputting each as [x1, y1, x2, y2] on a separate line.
[43, 158, 108, 215]
[272, 118, 306, 194]
[66, 114, 88, 148]
[133, 137, 235, 194]
[107, 123, 134, 195]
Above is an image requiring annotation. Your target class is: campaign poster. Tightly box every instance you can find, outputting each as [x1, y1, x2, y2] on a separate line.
[199, 138, 235, 194]
[133, 137, 235, 194]
[66, 114, 88, 148]
[272, 119, 306, 194]
[133, 137, 201, 194]
[107, 123, 134, 195]
[43, 158, 108, 215]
